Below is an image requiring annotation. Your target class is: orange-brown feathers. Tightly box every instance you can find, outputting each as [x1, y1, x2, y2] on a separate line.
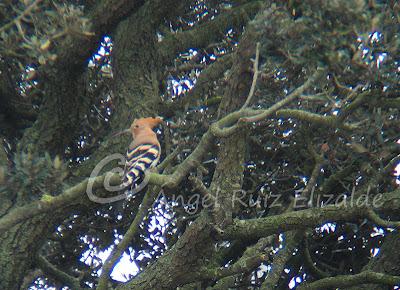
[122, 117, 163, 191]
[129, 117, 163, 149]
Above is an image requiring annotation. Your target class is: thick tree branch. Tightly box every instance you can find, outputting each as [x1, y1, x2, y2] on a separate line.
[0, 173, 118, 233]
[223, 188, 400, 241]
[275, 109, 358, 130]
[162, 53, 234, 116]
[338, 90, 372, 121]
[203, 254, 267, 281]
[115, 212, 216, 290]
[261, 231, 302, 289]
[210, 236, 273, 289]
[1, 120, 214, 232]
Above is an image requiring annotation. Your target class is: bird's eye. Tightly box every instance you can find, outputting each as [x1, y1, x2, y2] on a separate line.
[134, 125, 139, 128]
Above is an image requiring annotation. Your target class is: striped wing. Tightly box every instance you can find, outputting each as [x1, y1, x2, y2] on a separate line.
[123, 143, 160, 190]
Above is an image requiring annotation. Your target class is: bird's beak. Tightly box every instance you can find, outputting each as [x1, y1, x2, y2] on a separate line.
[112, 129, 130, 137]
[165, 120, 179, 128]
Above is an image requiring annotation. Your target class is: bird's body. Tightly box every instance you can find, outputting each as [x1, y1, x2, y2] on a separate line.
[122, 143, 160, 189]
[122, 117, 163, 193]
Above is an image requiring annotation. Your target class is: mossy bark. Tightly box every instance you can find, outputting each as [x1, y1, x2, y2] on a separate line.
[0, 216, 55, 290]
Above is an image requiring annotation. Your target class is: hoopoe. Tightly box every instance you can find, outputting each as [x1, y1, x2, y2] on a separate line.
[120, 117, 163, 193]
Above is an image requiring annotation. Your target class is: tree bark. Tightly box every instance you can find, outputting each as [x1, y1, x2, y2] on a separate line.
[0, 216, 55, 290]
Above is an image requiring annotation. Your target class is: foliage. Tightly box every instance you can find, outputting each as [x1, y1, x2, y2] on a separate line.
[0, 152, 68, 202]
[0, 0, 91, 68]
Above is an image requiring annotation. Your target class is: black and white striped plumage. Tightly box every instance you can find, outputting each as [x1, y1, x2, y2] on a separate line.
[122, 143, 161, 191]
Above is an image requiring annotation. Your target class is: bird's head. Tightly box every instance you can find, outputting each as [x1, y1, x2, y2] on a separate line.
[130, 117, 163, 137]
[112, 117, 163, 138]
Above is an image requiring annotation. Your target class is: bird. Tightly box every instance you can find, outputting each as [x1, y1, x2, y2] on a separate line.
[120, 117, 163, 194]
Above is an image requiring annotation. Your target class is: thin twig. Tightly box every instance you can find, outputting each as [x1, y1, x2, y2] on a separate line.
[260, 230, 302, 289]
[0, 0, 43, 34]
[302, 233, 330, 279]
[210, 68, 325, 137]
[157, 144, 182, 172]
[96, 187, 160, 290]
[366, 208, 400, 228]
[297, 270, 400, 290]
[37, 255, 82, 290]
[242, 68, 324, 123]
[241, 42, 260, 109]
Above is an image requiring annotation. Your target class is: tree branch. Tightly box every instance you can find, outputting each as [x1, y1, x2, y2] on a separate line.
[0, 175, 104, 233]
[223, 188, 400, 241]
[157, 1, 263, 63]
[0, 103, 380, 233]
[241, 42, 260, 109]
[366, 208, 400, 228]
[242, 68, 325, 123]
[210, 236, 273, 289]
[161, 53, 234, 115]
[210, 68, 325, 137]
[297, 271, 400, 290]
[37, 255, 82, 290]
[260, 230, 302, 289]
[302, 233, 331, 279]
[204, 254, 268, 281]
[275, 109, 358, 131]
